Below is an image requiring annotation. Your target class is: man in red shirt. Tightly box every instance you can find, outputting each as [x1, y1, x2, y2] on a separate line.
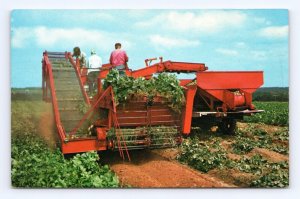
[109, 43, 129, 74]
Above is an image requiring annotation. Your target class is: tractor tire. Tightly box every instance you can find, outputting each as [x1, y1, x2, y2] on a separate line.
[218, 119, 237, 135]
[199, 122, 213, 132]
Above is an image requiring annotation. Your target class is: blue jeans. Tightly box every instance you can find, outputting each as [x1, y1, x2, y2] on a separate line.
[115, 65, 125, 75]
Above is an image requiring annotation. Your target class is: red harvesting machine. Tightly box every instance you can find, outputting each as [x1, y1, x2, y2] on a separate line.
[42, 51, 263, 158]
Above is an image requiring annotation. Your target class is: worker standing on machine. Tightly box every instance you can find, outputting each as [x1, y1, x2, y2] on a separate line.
[87, 49, 102, 94]
[109, 43, 129, 75]
[72, 46, 87, 68]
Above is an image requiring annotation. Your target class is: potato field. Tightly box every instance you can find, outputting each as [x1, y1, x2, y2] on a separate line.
[11, 101, 119, 188]
[11, 91, 289, 188]
[177, 101, 289, 187]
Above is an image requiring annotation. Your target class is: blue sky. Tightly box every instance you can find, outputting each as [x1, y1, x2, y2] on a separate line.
[10, 9, 288, 88]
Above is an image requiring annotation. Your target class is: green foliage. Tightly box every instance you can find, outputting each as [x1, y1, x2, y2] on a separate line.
[11, 88, 43, 101]
[250, 164, 289, 187]
[235, 126, 289, 155]
[232, 136, 257, 154]
[252, 128, 268, 137]
[233, 131, 288, 155]
[77, 102, 90, 114]
[179, 114, 289, 187]
[11, 101, 45, 135]
[107, 126, 179, 148]
[11, 133, 119, 188]
[11, 101, 119, 188]
[244, 102, 288, 126]
[251, 170, 289, 187]
[177, 134, 289, 187]
[253, 87, 289, 102]
[273, 129, 289, 141]
[148, 126, 178, 146]
[103, 69, 185, 112]
[177, 138, 228, 173]
[154, 73, 186, 111]
[267, 144, 289, 155]
[230, 154, 289, 187]
[229, 154, 268, 175]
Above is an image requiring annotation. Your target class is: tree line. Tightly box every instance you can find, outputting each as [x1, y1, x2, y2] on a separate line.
[253, 87, 289, 102]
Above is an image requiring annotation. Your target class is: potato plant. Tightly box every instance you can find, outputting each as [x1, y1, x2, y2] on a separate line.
[250, 167, 289, 187]
[178, 128, 289, 187]
[177, 138, 228, 173]
[244, 102, 288, 126]
[12, 131, 119, 188]
[103, 69, 185, 112]
[11, 101, 119, 188]
[233, 126, 289, 155]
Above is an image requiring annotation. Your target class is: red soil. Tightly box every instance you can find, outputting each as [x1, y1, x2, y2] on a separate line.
[101, 150, 235, 188]
[208, 168, 257, 187]
[249, 147, 289, 162]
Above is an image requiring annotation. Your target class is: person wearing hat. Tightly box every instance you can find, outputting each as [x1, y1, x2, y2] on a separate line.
[87, 49, 102, 94]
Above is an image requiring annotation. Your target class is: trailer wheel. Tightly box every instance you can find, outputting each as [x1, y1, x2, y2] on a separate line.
[218, 119, 236, 135]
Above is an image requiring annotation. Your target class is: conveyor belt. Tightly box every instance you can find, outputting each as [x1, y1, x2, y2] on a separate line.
[49, 55, 89, 137]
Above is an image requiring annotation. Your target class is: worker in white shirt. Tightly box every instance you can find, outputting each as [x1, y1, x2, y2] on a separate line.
[87, 50, 102, 93]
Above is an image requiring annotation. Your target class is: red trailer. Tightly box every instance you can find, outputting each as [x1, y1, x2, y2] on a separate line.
[42, 51, 263, 158]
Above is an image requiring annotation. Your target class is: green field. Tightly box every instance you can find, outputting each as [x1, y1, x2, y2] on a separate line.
[11, 100, 119, 188]
[244, 102, 289, 126]
[11, 88, 289, 188]
[178, 101, 289, 187]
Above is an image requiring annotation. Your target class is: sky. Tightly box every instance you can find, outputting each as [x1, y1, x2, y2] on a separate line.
[10, 9, 289, 88]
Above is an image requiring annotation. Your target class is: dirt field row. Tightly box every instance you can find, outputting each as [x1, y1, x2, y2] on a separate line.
[101, 150, 234, 188]
[101, 122, 289, 188]
[17, 100, 288, 188]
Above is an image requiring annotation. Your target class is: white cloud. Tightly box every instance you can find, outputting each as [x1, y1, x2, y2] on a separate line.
[11, 27, 33, 48]
[235, 42, 247, 48]
[259, 25, 288, 38]
[11, 26, 132, 51]
[251, 50, 267, 60]
[253, 17, 271, 25]
[149, 35, 200, 48]
[135, 11, 246, 33]
[216, 48, 238, 56]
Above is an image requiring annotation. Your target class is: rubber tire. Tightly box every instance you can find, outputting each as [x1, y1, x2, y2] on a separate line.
[218, 119, 237, 135]
[199, 122, 213, 132]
